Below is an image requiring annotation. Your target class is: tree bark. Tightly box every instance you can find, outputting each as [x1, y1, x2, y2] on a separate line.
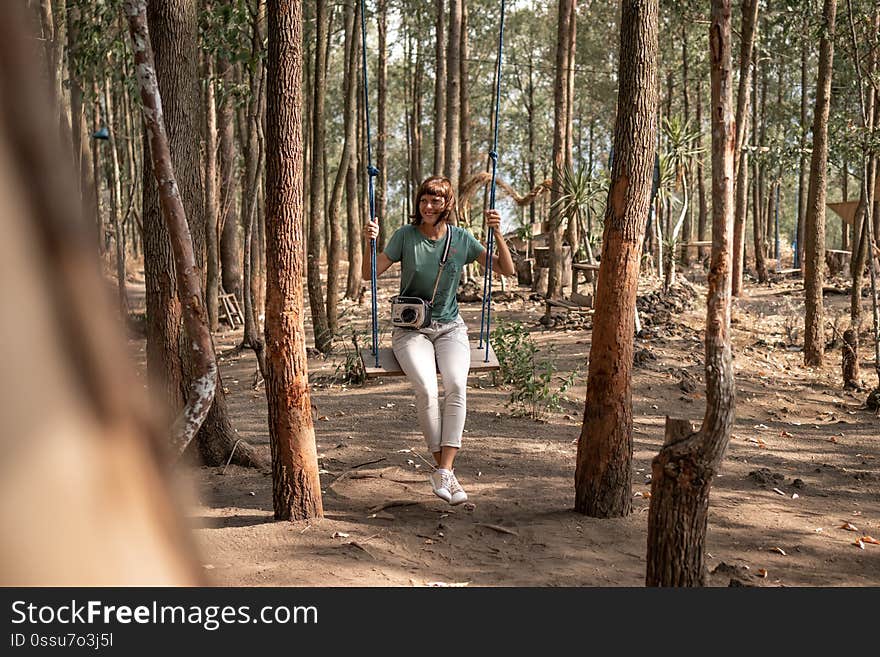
[125, 0, 216, 456]
[217, 51, 238, 321]
[377, 0, 388, 252]
[344, 0, 363, 300]
[731, 0, 759, 296]
[433, 0, 446, 175]
[797, 16, 809, 269]
[646, 0, 736, 586]
[264, 0, 324, 521]
[143, 0, 262, 468]
[575, 0, 658, 518]
[547, 0, 575, 299]
[203, 55, 220, 331]
[307, 0, 332, 350]
[752, 53, 767, 283]
[444, 0, 462, 195]
[696, 69, 708, 262]
[803, 0, 837, 367]
[104, 75, 130, 317]
[458, 0, 470, 221]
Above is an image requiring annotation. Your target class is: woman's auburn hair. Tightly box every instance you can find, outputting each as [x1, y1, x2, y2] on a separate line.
[411, 176, 457, 225]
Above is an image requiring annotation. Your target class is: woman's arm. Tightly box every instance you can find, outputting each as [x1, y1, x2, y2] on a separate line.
[362, 219, 394, 280]
[476, 209, 516, 278]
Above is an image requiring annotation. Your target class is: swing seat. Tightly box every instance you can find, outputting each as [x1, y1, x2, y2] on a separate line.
[359, 343, 500, 379]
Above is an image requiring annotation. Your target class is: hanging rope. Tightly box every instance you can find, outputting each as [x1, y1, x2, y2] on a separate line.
[360, 0, 380, 368]
[478, 0, 507, 362]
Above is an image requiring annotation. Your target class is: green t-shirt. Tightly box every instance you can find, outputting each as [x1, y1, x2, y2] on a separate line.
[384, 224, 485, 322]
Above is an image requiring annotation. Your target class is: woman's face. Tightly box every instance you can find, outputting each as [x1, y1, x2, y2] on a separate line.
[419, 193, 446, 224]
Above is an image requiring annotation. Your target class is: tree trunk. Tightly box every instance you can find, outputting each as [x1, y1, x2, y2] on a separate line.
[458, 0, 470, 222]
[575, 0, 657, 518]
[377, 0, 388, 252]
[104, 75, 130, 317]
[680, 22, 693, 267]
[203, 55, 220, 331]
[731, 0, 758, 296]
[646, 0, 736, 586]
[307, 0, 332, 350]
[433, 0, 446, 175]
[547, 0, 575, 299]
[563, 2, 579, 253]
[125, 0, 216, 456]
[65, 2, 97, 221]
[803, 0, 837, 367]
[264, 0, 324, 521]
[444, 0, 462, 195]
[752, 53, 767, 283]
[696, 70, 708, 262]
[344, 0, 363, 300]
[797, 17, 809, 269]
[144, 0, 261, 468]
[217, 52, 238, 323]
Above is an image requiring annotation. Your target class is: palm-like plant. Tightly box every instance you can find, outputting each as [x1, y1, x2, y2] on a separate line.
[551, 165, 609, 261]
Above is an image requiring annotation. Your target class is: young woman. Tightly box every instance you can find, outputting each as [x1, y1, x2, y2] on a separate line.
[362, 176, 515, 505]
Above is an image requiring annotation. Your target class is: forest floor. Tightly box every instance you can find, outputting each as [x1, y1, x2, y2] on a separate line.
[127, 267, 880, 587]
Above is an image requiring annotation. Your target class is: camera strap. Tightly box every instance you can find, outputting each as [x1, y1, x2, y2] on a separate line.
[428, 226, 453, 307]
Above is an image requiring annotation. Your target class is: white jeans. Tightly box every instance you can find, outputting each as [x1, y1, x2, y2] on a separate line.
[392, 316, 470, 453]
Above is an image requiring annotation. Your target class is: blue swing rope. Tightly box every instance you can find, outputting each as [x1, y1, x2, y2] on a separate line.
[360, 0, 380, 368]
[478, 0, 506, 362]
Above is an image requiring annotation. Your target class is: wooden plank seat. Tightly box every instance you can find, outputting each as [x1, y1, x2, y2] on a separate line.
[360, 343, 500, 379]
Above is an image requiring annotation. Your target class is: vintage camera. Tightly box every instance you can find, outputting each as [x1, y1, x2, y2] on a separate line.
[390, 296, 432, 329]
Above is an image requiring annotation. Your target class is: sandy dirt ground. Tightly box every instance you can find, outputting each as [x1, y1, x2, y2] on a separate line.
[127, 267, 880, 587]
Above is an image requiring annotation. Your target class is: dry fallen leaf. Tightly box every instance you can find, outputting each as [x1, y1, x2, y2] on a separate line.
[860, 536, 880, 545]
[756, 568, 768, 578]
[332, 531, 350, 539]
[854, 539, 865, 550]
[770, 547, 787, 556]
[828, 436, 838, 444]
[840, 522, 859, 532]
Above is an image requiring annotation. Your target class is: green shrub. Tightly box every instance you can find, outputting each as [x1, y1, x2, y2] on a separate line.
[491, 319, 580, 420]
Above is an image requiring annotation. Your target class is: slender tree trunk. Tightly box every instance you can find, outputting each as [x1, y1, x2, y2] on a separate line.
[797, 16, 809, 269]
[144, 0, 261, 468]
[125, 0, 216, 456]
[646, 0, 736, 586]
[92, 83, 107, 254]
[264, 0, 324, 521]
[444, 0, 462, 195]
[680, 22, 693, 267]
[104, 76, 129, 317]
[547, 0, 575, 299]
[575, 0, 658, 518]
[307, 0, 332, 349]
[217, 52, 238, 324]
[732, 0, 758, 296]
[203, 56, 220, 331]
[803, 0, 837, 367]
[65, 2, 96, 220]
[344, 0, 363, 299]
[563, 2, 579, 253]
[458, 0, 470, 222]
[377, 0, 388, 252]
[696, 67, 709, 263]
[842, 161, 849, 251]
[752, 55, 767, 283]
[433, 0, 446, 175]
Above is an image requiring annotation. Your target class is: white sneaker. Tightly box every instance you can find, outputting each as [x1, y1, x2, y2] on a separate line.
[447, 471, 468, 506]
[428, 469, 453, 503]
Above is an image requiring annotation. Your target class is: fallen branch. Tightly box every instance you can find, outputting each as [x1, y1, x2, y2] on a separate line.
[475, 523, 519, 536]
